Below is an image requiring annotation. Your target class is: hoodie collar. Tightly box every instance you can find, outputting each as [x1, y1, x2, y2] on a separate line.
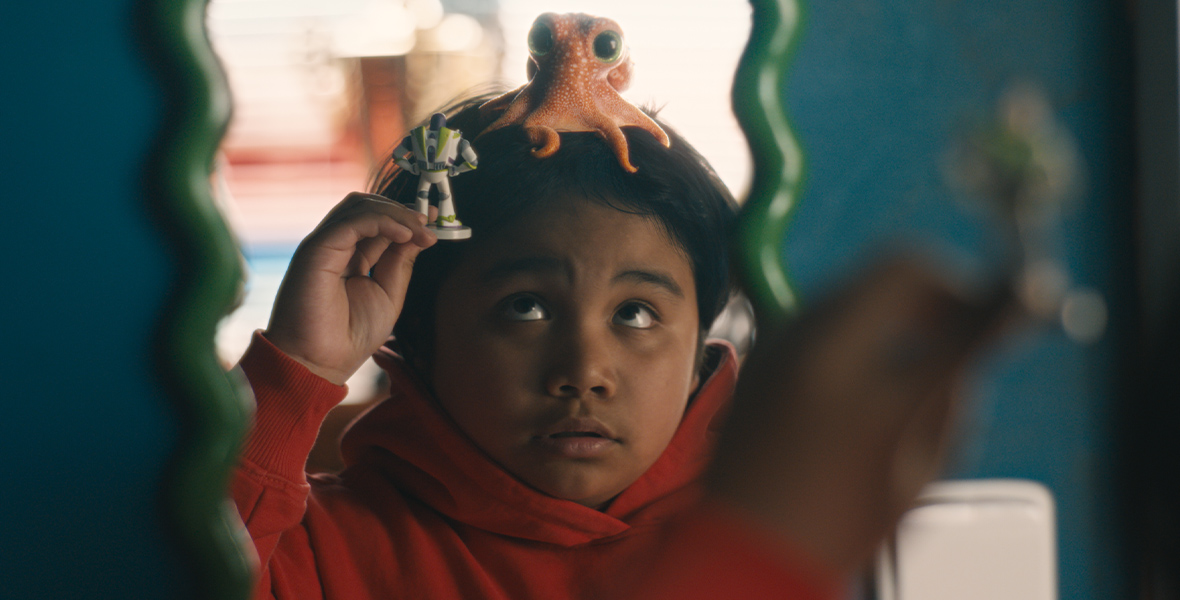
[339, 342, 738, 547]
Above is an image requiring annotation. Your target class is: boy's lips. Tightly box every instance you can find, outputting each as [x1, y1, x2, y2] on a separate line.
[532, 418, 619, 458]
[538, 418, 617, 440]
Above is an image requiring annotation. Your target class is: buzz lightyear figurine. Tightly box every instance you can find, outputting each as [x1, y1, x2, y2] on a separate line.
[393, 113, 477, 240]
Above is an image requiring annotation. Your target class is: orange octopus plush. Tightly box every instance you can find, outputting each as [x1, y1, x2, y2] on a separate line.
[479, 13, 670, 173]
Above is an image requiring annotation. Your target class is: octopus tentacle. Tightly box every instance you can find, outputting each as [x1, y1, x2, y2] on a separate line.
[615, 102, 670, 148]
[478, 86, 528, 135]
[601, 124, 638, 173]
[527, 126, 563, 158]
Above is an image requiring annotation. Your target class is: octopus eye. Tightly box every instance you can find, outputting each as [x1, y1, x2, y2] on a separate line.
[528, 22, 554, 56]
[593, 30, 623, 63]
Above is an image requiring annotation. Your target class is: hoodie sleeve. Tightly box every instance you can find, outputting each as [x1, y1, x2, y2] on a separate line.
[231, 331, 348, 598]
[626, 502, 845, 600]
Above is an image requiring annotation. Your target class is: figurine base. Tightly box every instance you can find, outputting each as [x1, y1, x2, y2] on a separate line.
[428, 224, 472, 240]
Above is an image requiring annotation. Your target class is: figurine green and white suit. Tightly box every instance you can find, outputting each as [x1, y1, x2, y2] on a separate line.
[394, 113, 478, 239]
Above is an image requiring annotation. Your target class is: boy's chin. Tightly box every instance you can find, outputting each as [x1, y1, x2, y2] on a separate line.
[558, 491, 618, 510]
[508, 452, 651, 509]
[531, 477, 628, 510]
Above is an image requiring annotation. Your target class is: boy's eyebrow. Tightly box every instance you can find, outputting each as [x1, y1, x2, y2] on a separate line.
[613, 269, 685, 298]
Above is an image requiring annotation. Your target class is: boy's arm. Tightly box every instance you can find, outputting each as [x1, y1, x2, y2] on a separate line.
[393, 135, 418, 174]
[231, 332, 345, 561]
[449, 138, 478, 176]
[230, 192, 435, 596]
[230, 331, 346, 595]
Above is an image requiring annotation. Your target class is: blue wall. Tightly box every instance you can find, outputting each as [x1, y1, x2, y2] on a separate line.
[0, 0, 189, 597]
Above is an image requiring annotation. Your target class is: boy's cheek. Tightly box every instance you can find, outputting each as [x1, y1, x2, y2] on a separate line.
[631, 330, 702, 381]
[434, 334, 540, 396]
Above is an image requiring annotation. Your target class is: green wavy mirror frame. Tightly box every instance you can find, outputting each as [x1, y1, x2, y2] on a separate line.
[142, 0, 254, 598]
[149, 0, 806, 597]
[733, 0, 807, 330]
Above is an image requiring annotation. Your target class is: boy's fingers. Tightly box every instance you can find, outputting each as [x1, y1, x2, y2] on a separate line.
[314, 192, 387, 227]
[367, 237, 426, 308]
[342, 195, 436, 247]
[300, 215, 410, 274]
[779, 260, 1011, 459]
[808, 260, 1009, 391]
[303, 205, 437, 276]
[316, 192, 432, 239]
[344, 236, 394, 278]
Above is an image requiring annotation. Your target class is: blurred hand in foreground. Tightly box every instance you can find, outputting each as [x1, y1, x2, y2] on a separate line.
[708, 260, 1013, 574]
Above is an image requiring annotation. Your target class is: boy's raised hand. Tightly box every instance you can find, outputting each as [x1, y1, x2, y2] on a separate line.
[708, 260, 1012, 575]
[264, 193, 437, 386]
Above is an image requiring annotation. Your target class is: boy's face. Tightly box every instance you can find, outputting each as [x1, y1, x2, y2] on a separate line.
[431, 197, 701, 509]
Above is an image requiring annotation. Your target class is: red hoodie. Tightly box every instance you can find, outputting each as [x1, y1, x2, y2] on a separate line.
[232, 332, 840, 599]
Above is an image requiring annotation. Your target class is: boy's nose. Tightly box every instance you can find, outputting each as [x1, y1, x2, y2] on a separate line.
[544, 326, 617, 399]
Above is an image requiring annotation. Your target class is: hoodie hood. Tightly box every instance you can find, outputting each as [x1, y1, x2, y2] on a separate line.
[338, 342, 738, 547]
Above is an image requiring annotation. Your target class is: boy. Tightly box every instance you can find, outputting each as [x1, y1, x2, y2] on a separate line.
[234, 93, 800, 597]
[233, 89, 1002, 598]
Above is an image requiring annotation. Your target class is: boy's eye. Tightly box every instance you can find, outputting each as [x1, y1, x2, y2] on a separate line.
[499, 295, 550, 321]
[613, 303, 655, 329]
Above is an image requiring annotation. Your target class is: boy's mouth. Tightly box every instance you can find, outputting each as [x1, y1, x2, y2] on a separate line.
[539, 418, 617, 441]
[533, 418, 619, 458]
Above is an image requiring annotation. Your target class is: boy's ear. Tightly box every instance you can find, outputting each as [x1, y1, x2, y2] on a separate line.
[691, 331, 708, 392]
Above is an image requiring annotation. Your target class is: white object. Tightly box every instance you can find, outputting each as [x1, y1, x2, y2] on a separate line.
[877, 479, 1057, 600]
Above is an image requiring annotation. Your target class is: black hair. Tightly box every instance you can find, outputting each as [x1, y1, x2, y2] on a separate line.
[371, 93, 739, 369]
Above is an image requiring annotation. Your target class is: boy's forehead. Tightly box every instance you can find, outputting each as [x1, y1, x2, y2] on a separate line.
[496, 196, 682, 246]
[477, 200, 683, 254]
[454, 198, 694, 285]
